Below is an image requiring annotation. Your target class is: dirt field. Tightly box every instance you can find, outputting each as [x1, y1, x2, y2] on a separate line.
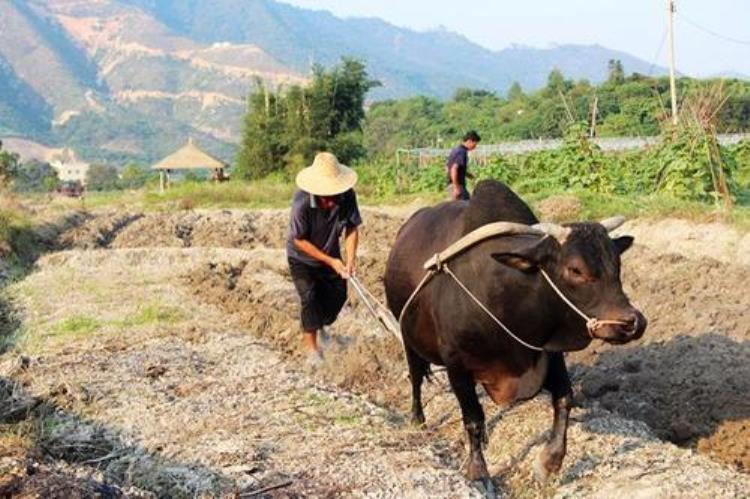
[1, 207, 749, 497]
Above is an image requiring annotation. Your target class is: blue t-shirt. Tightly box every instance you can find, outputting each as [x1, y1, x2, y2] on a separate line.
[446, 145, 469, 186]
[286, 189, 362, 267]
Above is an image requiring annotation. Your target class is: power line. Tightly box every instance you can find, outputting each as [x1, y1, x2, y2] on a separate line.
[648, 29, 668, 76]
[678, 12, 750, 46]
[645, 26, 669, 119]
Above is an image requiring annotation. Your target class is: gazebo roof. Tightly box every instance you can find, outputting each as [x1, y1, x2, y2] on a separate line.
[152, 138, 227, 170]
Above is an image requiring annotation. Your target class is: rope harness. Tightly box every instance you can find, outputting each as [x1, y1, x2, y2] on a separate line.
[353, 219, 631, 352]
[396, 258, 627, 352]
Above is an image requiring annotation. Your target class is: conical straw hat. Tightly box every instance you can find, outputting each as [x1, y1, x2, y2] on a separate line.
[295, 152, 358, 196]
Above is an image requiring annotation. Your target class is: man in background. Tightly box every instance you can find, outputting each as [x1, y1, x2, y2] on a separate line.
[446, 130, 481, 200]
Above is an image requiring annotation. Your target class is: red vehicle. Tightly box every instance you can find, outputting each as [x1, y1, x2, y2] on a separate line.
[56, 180, 85, 197]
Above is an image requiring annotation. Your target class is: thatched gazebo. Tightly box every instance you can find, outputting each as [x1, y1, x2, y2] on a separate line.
[151, 138, 228, 192]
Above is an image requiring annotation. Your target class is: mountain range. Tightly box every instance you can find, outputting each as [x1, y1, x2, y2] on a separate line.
[0, 0, 671, 164]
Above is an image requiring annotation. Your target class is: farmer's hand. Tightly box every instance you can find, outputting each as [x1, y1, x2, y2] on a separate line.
[330, 258, 350, 279]
[453, 185, 463, 200]
[346, 259, 357, 278]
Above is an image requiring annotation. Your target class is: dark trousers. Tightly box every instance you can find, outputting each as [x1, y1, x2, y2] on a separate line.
[288, 259, 347, 331]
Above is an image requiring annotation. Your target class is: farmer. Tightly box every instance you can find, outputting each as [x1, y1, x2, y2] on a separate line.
[446, 130, 481, 200]
[287, 152, 361, 365]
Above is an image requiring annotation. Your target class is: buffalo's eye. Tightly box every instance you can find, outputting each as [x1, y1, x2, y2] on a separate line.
[565, 265, 591, 283]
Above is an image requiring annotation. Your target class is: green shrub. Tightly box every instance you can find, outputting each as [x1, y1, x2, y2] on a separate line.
[355, 122, 742, 205]
[0, 204, 35, 265]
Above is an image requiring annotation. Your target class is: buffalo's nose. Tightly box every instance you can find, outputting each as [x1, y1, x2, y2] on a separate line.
[622, 310, 647, 337]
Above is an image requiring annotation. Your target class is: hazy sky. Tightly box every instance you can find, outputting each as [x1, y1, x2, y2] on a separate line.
[283, 0, 750, 77]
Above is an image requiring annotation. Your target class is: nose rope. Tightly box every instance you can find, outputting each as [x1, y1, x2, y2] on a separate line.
[538, 269, 629, 337]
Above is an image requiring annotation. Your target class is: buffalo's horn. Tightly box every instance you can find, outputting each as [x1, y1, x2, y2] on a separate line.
[532, 222, 571, 242]
[600, 216, 626, 232]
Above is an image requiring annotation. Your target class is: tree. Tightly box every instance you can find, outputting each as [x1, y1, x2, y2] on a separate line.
[507, 82, 524, 101]
[236, 80, 289, 180]
[545, 69, 568, 95]
[359, 69, 750, 157]
[306, 58, 380, 162]
[119, 163, 152, 189]
[13, 159, 58, 193]
[454, 88, 496, 102]
[86, 164, 120, 191]
[0, 140, 20, 187]
[236, 58, 379, 179]
[607, 59, 625, 85]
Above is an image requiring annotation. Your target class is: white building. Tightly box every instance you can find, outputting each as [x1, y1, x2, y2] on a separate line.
[49, 148, 90, 185]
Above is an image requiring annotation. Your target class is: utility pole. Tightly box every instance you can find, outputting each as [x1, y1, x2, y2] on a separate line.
[667, 0, 679, 125]
[590, 96, 599, 138]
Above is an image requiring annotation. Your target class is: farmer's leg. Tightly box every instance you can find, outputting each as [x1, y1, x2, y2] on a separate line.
[318, 268, 348, 327]
[288, 260, 324, 353]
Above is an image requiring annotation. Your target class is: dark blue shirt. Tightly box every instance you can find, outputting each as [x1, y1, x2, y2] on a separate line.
[286, 189, 362, 267]
[446, 145, 469, 186]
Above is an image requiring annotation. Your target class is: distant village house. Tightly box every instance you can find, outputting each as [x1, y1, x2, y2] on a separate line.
[49, 147, 90, 185]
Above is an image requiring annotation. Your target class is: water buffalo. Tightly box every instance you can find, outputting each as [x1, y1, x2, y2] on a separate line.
[384, 180, 646, 488]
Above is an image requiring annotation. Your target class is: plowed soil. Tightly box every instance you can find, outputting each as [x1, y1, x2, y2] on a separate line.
[51, 208, 749, 472]
[1, 206, 748, 497]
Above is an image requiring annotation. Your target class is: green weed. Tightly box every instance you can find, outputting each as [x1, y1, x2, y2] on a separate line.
[119, 304, 185, 328]
[53, 316, 102, 336]
[334, 414, 362, 427]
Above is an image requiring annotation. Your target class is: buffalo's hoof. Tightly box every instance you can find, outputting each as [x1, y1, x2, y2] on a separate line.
[532, 448, 563, 483]
[473, 477, 497, 499]
[410, 412, 426, 427]
[465, 455, 490, 482]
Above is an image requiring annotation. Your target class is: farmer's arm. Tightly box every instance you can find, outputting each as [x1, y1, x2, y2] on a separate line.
[344, 226, 359, 276]
[293, 238, 348, 277]
[450, 164, 462, 199]
[344, 191, 362, 276]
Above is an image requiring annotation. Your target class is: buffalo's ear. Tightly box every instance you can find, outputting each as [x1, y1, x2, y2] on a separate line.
[612, 236, 634, 254]
[491, 237, 555, 273]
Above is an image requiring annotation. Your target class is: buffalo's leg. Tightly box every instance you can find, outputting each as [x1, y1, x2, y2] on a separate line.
[447, 366, 490, 482]
[404, 344, 429, 425]
[536, 352, 573, 481]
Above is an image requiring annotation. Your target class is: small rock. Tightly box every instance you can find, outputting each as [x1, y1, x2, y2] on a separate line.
[622, 359, 641, 373]
[670, 420, 698, 443]
[25, 462, 38, 476]
[145, 364, 168, 379]
[581, 377, 620, 398]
